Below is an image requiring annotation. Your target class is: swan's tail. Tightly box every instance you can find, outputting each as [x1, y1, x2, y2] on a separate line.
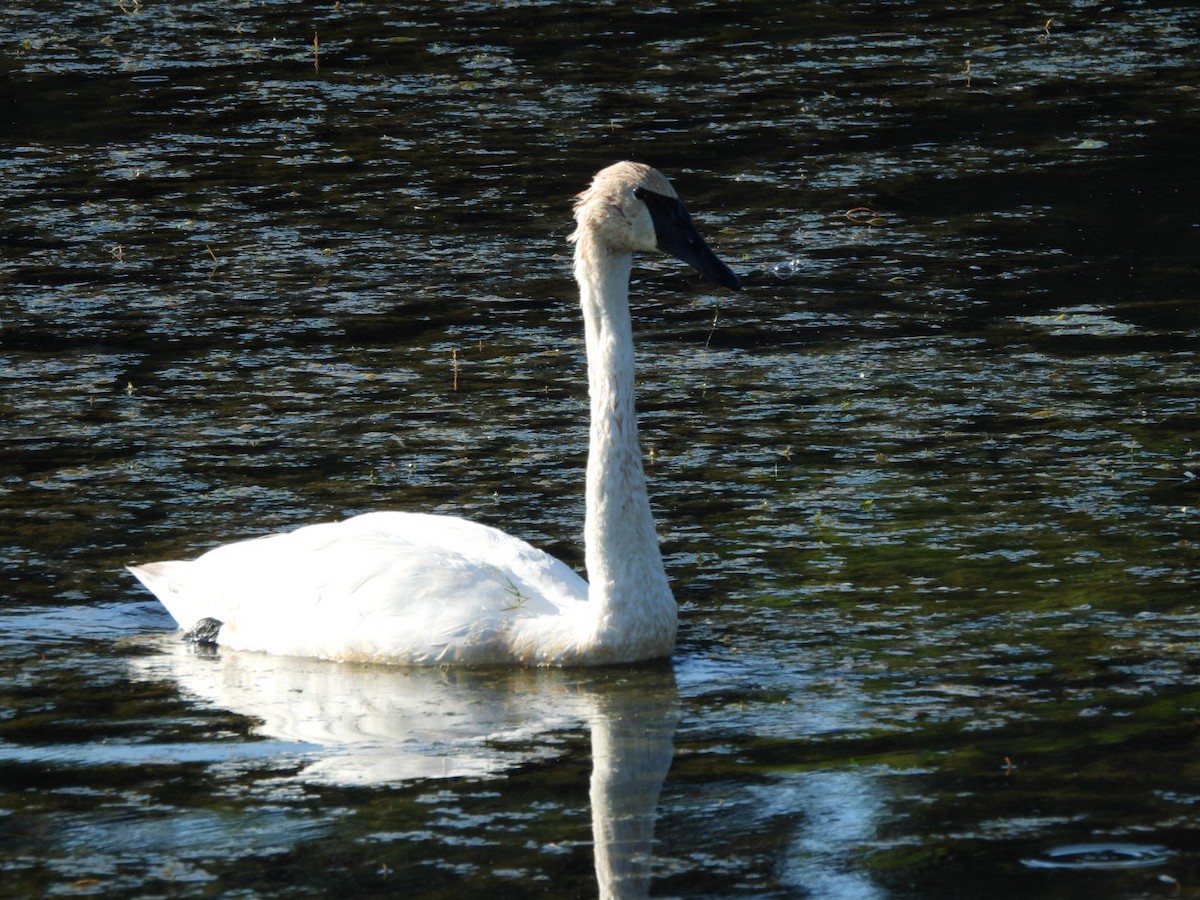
[127, 561, 207, 633]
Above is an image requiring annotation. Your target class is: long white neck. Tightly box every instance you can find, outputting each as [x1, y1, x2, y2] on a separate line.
[574, 232, 676, 658]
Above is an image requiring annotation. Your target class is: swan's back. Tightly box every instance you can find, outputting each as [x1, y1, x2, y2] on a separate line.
[129, 512, 591, 665]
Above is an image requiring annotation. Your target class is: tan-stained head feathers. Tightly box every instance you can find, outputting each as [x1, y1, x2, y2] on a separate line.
[570, 161, 675, 253]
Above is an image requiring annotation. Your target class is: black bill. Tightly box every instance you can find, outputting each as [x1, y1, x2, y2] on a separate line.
[635, 186, 742, 291]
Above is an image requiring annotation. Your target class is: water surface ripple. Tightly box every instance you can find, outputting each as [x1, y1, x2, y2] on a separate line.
[1, 2, 1198, 897]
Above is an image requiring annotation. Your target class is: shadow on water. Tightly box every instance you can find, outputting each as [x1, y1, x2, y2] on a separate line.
[1, 0, 1199, 897]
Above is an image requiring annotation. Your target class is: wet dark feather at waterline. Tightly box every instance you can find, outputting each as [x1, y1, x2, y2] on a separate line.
[184, 617, 223, 644]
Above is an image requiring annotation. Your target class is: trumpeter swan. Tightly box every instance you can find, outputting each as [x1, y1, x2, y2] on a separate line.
[128, 161, 741, 665]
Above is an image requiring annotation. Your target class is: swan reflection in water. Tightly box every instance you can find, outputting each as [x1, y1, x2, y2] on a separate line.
[133, 641, 680, 899]
[133, 642, 893, 898]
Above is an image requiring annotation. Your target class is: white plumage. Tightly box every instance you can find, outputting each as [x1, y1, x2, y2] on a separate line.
[128, 162, 740, 666]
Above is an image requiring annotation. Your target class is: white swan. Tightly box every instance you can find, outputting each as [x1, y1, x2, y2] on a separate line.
[127, 161, 741, 666]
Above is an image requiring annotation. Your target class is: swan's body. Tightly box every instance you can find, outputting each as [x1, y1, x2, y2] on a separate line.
[128, 162, 740, 666]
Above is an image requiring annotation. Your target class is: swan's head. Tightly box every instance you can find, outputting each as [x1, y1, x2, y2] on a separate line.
[571, 161, 741, 290]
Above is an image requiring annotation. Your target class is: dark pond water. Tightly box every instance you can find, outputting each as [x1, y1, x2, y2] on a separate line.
[2, 1, 1198, 896]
